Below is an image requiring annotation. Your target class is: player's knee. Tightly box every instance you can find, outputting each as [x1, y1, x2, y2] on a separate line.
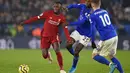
[42, 52, 48, 59]
[108, 51, 116, 59]
[74, 51, 79, 57]
[41, 49, 48, 59]
[66, 40, 74, 48]
[108, 54, 115, 59]
[92, 53, 98, 59]
[42, 54, 48, 59]
[54, 48, 60, 53]
[66, 44, 72, 50]
[66, 38, 75, 48]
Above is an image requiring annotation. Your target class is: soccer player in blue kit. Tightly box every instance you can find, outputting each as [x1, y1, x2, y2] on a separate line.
[90, 0, 124, 73]
[64, 0, 96, 73]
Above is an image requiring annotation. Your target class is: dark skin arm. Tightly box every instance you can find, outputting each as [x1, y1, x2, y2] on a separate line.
[61, 22, 74, 44]
[91, 41, 97, 49]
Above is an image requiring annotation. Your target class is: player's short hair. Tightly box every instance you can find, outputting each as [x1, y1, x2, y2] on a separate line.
[54, 1, 62, 5]
[91, 0, 101, 4]
[86, 0, 91, 3]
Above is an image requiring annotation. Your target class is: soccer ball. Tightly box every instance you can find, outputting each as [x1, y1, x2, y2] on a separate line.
[18, 64, 29, 73]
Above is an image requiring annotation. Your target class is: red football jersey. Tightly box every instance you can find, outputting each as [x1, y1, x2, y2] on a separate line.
[38, 10, 66, 37]
[24, 10, 70, 40]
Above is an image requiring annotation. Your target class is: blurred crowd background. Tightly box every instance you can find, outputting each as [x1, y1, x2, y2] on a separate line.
[0, 0, 130, 49]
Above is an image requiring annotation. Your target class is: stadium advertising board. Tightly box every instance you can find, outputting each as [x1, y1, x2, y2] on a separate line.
[0, 36, 130, 50]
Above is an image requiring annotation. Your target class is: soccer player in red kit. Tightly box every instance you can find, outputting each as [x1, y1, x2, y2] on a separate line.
[20, 2, 71, 73]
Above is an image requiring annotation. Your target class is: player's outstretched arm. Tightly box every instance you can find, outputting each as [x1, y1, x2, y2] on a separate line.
[19, 16, 40, 26]
[21, 11, 47, 25]
[23, 16, 39, 24]
[67, 4, 85, 10]
[69, 18, 87, 26]
[62, 4, 86, 12]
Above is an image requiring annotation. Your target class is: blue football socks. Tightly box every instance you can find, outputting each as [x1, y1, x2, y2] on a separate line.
[93, 55, 110, 65]
[72, 56, 79, 68]
[67, 47, 74, 55]
[111, 57, 124, 73]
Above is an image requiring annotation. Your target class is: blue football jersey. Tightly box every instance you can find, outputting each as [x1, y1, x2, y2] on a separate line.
[90, 9, 117, 41]
[67, 4, 92, 38]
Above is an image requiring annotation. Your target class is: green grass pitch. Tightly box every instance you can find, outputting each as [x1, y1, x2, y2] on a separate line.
[0, 49, 130, 73]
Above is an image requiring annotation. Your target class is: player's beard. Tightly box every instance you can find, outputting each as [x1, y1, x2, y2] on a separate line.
[54, 10, 61, 15]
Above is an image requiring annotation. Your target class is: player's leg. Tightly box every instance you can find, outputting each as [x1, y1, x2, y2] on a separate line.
[47, 51, 53, 63]
[41, 37, 52, 62]
[66, 37, 75, 55]
[41, 49, 53, 64]
[92, 41, 114, 72]
[108, 37, 124, 73]
[92, 49, 115, 73]
[66, 30, 80, 56]
[41, 48, 49, 59]
[41, 50, 52, 62]
[52, 42, 65, 73]
[41, 48, 53, 63]
[109, 56, 124, 73]
[92, 37, 119, 73]
[69, 43, 84, 73]
[69, 36, 90, 73]
[92, 41, 110, 65]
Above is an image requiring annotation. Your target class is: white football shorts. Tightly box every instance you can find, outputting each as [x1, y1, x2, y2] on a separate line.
[70, 30, 90, 47]
[93, 36, 118, 56]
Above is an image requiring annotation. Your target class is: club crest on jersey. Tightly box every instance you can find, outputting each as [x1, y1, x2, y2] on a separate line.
[57, 19, 61, 25]
[85, 12, 89, 18]
[49, 17, 52, 19]
[58, 19, 61, 22]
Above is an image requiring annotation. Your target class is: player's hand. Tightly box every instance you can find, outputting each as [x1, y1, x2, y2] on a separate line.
[62, 6, 68, 12]
[91, 41, 97, 49]
[67, 38, 74, 45]
[65, 22, 69, 26]
[62, 22, 69, 26]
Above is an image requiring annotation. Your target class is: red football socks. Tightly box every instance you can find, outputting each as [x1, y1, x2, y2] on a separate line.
[56, 51, 63, 70]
